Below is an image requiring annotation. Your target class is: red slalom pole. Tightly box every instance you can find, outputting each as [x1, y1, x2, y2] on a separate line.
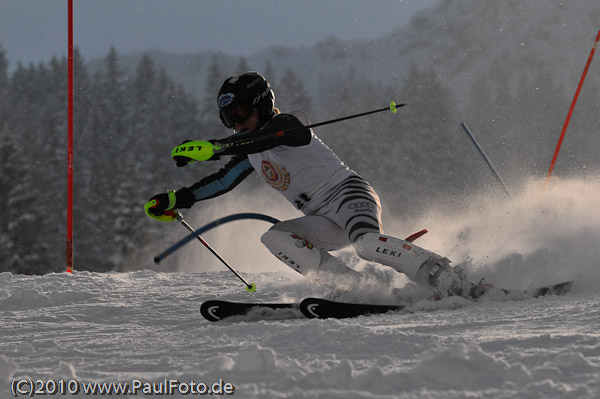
[66, 0, 74, 273]
[545, 30, 600, 187]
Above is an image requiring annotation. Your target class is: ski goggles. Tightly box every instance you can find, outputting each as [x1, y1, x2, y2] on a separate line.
[220, 104, 254, 128]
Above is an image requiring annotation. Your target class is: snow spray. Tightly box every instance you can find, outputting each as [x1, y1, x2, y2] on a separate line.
[407, 176, 600, 291]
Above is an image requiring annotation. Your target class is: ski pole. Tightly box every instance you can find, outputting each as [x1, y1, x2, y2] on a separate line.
[298, 100, 404, 132]
[175, 211, 256, 293]
[173, 101, 405, 162]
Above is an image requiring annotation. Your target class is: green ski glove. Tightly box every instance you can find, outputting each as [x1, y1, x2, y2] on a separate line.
[172, 140, 219, 166]
[144, 190, 179, 222]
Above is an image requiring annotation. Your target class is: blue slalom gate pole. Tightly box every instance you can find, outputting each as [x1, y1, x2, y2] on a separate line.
[154, 212, 280, 264]
[461, 122, 513, 199]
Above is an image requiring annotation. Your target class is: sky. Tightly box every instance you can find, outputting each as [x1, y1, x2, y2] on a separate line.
[0, 0, 439, 72]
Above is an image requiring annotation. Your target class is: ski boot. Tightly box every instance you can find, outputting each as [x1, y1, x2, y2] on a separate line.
[468, 278, 495, 299]
[352, 232, 494, 299]
[418, 255, 493, 299]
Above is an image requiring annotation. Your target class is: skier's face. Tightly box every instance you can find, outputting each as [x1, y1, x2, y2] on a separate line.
[233, 108, 259, 133]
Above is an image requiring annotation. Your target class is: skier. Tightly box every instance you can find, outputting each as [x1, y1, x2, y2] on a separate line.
[145, 71, 474, 298]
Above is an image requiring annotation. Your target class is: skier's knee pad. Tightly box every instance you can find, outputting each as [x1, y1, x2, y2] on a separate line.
[261, 230, 321, 275]
[353, 232, 436, 282]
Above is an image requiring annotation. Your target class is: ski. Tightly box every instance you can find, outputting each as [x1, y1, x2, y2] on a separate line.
[299, 280, 574, 320]
[300, 298, 404, 319]
[500, 280, 574, 299]
[201, 281, 574, 321]
[200, 300, 298, 322]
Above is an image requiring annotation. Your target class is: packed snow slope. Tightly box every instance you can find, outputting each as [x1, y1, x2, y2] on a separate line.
[1, 177, 600, 398]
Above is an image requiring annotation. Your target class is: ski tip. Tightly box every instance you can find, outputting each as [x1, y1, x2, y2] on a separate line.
[557, 280, 575, 295]
[200, 300, 223, 322]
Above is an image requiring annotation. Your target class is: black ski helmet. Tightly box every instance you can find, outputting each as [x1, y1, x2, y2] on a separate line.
[217, 71, 275, 129]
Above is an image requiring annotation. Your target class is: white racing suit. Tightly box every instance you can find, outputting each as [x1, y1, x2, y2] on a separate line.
[183, 110, 468, 296]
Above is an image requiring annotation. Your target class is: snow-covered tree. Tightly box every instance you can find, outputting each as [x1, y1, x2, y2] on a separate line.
[276, 68, 312, 114]
[0, 131, 52, 274]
